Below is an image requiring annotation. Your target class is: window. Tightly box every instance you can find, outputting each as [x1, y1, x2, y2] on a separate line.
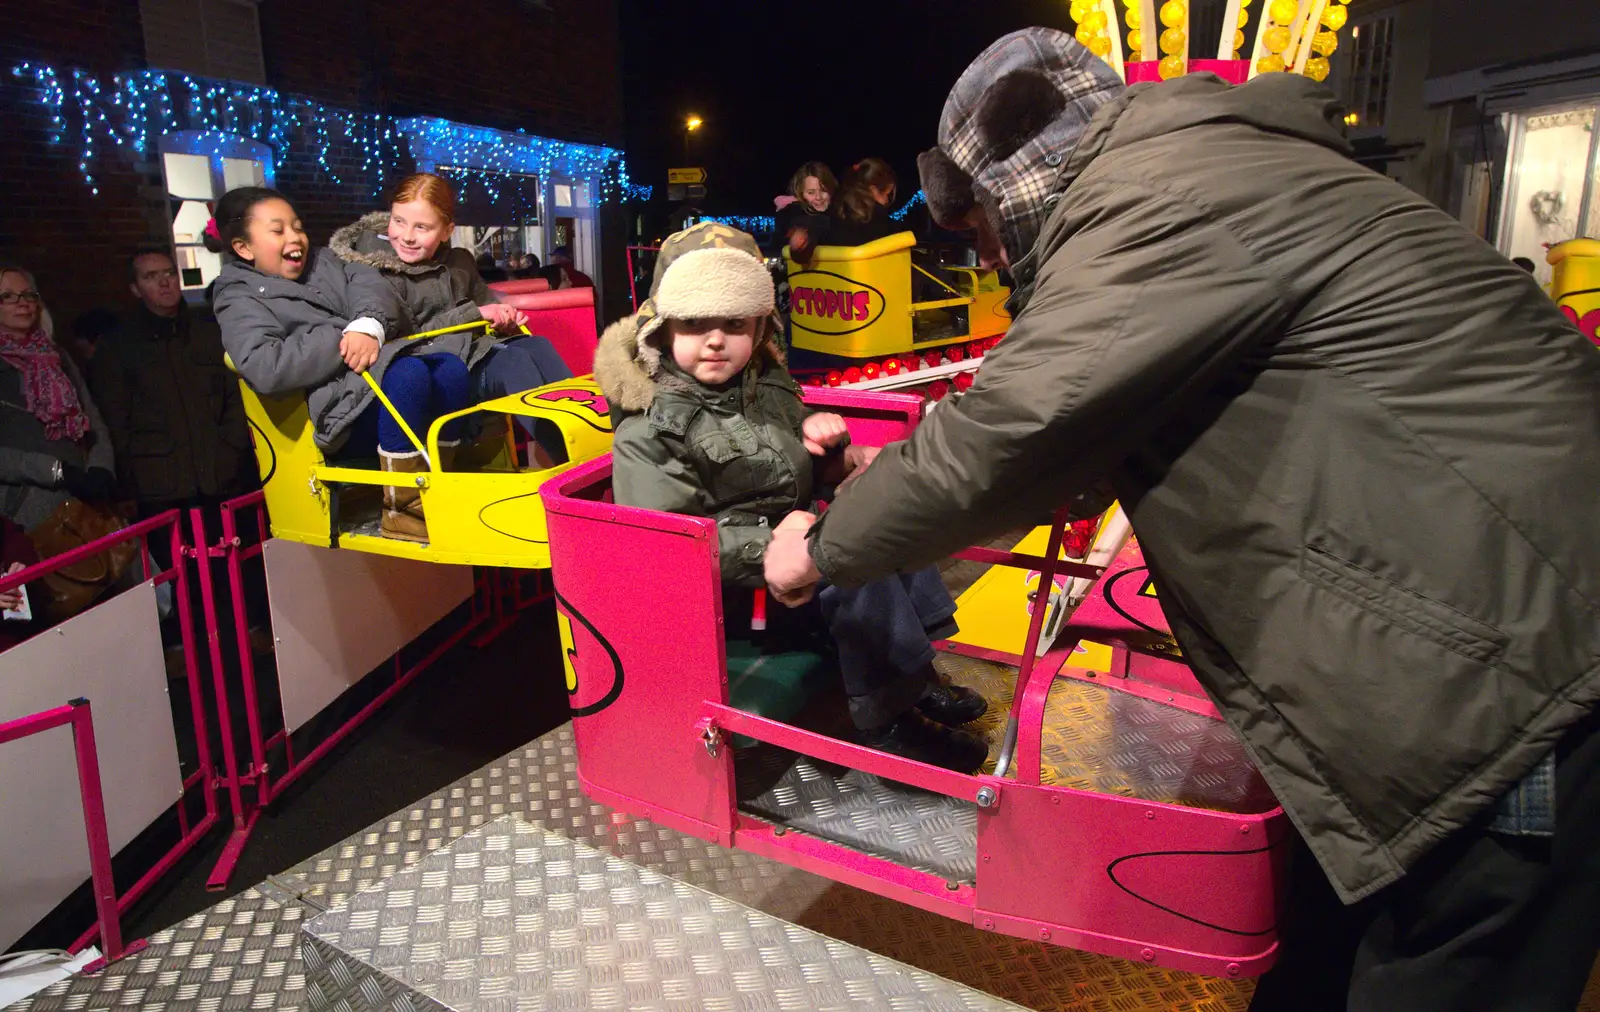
[159, 133, 272, 291]
[140, 0, 266, 84]
[1344, 15, 1395, 131]
[1499, 103, 1600, 284]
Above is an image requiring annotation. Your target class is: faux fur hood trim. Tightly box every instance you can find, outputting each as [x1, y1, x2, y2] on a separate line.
[329, 211, 447, 275]
[593, 307, 786, 415]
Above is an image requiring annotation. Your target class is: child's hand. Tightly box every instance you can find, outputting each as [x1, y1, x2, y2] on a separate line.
[1, 561, 26, 612]
[478, 303, 528, 334]
[837, 444, 881, 490]
[340, 331, 380, 372]
[802, 412, 849, 455]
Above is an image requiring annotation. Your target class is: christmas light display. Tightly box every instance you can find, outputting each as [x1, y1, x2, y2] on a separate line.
[10, 62, 633, 200]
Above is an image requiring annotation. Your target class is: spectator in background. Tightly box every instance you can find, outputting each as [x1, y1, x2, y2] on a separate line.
[0, 266, 116, 533]
[542, 245, 594, 289]
[476, 252, 508, 283]
[829, 158, 901, 247]
[778, 161, 839, 263]
[90, 249, 255, 521]
[64, 307, 118, 371]
[91, 248, 261, 661]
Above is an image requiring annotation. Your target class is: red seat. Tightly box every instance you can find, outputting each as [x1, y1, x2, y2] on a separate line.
[489, 286, 598, 376]
[489, 277, 551, 295]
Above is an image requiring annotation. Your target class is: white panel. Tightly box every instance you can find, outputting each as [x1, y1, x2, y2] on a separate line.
[163, 152, 213, 200]
[264, 541, 474, 732]
[0, 582, 181, 951]
[172, 199, 212, 243]
[222, 157, 264, 191]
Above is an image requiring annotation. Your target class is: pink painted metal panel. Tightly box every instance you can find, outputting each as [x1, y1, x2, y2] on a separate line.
[542, 459, 738, 844]
[1126, 60, 1250, 85]
[799, 386, 922, 447]
[976, 782, 1286, 977]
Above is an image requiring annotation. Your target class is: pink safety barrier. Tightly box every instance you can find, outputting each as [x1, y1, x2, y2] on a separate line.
[486, 285, 599, 376]
[0, 510, 214, 964]
[192, 493, 528, 890]
[541, 386, 1289, 978]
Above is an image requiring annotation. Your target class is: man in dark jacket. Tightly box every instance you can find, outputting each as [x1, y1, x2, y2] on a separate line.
[764, 29, 1600, 1011]
[91, 249, 255, 515]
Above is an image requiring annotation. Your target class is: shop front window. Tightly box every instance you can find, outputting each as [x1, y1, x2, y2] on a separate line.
[1500, 104, 1599, 285]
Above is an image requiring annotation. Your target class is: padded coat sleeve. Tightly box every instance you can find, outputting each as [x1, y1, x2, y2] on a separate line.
[214, 285, 345, 398]
[809, 186, 1289, 586]
[610, 417, 773, 587]
[342, 259, 411, 338]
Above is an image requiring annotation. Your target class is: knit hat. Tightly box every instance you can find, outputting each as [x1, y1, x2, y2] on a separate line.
[593, 222, 785, 413]
[918, 29, 1124, 273]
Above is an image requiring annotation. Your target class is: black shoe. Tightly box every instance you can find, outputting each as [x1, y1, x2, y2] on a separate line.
[917, 681, 988, 726]
[857, 711, 989, 774]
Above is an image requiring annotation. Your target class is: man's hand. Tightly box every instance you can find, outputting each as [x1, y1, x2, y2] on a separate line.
[765, 511, 821, 606]
[478, 303, 528, 334]
[0, 562, 25, 612]
[802, 412, 849, 455]
[340, 331, 380, 372]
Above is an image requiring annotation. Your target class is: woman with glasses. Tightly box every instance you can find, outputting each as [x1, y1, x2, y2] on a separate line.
[0, 266, 116, 533]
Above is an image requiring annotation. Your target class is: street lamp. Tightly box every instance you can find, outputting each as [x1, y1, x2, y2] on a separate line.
[685, 114, 703, 133]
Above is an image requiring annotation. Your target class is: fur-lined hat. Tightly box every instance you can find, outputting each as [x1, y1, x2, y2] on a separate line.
[595, 222, 785, 413]
[918, 29, 1124, 273]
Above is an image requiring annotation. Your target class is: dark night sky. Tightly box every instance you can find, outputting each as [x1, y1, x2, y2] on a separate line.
[618, 0, 1079, 214]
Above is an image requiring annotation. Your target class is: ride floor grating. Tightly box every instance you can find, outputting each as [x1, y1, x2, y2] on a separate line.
[10, 687, 1600, 1010]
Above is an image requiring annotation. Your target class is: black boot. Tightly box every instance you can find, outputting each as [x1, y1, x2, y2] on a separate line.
[857, 711, 989, 774]
[917, 680, 988, 726]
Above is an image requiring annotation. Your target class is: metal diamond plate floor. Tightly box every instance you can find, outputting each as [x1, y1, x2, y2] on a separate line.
[301, 814, 1023, 1012]
[12, 722, 1598, 1012]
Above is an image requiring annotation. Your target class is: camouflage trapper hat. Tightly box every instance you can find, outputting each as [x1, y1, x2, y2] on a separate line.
[631, 222, 783, 357]
[594, 223, 787, 411]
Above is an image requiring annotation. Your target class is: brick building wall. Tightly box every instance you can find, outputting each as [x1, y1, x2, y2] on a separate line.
[0, 1, 159, 329]
[1, 0, 624, 331]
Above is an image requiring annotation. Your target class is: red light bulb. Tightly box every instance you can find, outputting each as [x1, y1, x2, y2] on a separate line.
[862, 361, 881, 378]
[842, 366, 862, 383]
[826, 371, 843, 387]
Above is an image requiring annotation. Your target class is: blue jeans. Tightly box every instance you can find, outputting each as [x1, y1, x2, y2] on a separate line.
[471, 336, 575, 455]
[341, 354, 471, 455]
[750, 566, 958, 730]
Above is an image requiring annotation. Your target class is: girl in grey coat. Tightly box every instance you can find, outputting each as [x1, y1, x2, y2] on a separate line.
[210, 186, 476, 542]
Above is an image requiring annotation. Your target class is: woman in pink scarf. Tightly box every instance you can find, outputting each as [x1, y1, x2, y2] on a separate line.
[0, 266, 115, 531]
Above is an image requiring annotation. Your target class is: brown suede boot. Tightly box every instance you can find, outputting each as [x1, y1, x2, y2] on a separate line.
[379, 450, 429, 543]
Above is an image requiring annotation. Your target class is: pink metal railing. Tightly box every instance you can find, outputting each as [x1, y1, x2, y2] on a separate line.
[0, 510, 218, 961]
[194, 492, 498, 890]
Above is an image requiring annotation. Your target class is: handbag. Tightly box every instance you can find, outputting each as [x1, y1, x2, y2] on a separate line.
[26, 497, 138, 622]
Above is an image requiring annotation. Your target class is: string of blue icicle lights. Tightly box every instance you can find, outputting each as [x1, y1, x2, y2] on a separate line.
[11, 62, 634, 201]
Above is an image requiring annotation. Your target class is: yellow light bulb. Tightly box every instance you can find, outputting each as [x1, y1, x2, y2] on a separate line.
[1238, 8, 1249, 26]
[1089, 33, 1113, 56]
[1262, 25, 1292, 53]
[1268, 0, 1300, 25]
[1160, 0, 1187, 28]
[1311, 30, 1338, 56]
[1083, 9, 1108, 30]
[1320, 4, 1347, 29]
[1158, 54, 1186, 79]
[1126, 5, 1142, 28]
[1127, 28, 1144, 52]
[1257, 53, 1286, 73]
[1305, 56, 1331, 81]
[1070, 0, 1093, 20]
[1075, 23, 1097, 44]
[1234, 29, 1246, 50]
[1159, 27, 1187, 54]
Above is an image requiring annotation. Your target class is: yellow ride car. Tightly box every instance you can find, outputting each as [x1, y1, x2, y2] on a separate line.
[235, 321, 614, 568]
